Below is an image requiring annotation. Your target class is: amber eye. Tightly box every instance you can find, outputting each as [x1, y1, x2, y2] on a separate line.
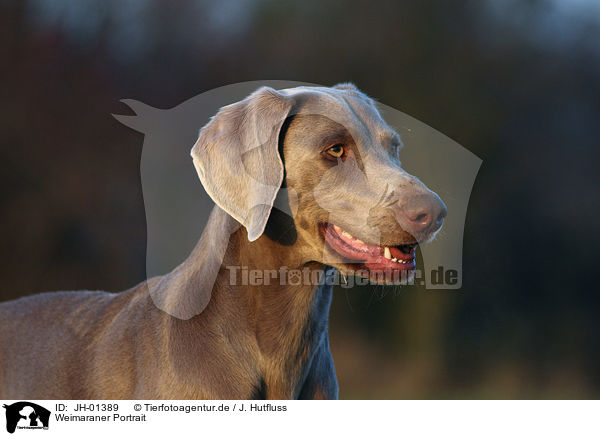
[325, 144, 345, 159]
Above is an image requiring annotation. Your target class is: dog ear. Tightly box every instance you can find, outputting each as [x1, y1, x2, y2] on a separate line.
[191, 87, 294, 241]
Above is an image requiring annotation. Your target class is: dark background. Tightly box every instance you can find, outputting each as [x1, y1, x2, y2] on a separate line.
[1, 0, 599, 398]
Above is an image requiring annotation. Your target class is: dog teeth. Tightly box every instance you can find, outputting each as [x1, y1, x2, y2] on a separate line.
[331, 226, 411, 264]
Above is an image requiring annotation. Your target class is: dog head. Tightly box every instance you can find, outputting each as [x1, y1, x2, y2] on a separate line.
[192, 83, 446, 282]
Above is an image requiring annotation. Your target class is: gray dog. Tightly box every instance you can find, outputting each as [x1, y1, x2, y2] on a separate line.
[0, 84, 445, 399]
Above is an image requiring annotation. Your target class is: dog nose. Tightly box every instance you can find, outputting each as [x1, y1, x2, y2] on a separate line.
[402, 193, 447, 234]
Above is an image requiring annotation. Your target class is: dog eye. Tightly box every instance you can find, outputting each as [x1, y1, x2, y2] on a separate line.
[324, 144, 345, 159]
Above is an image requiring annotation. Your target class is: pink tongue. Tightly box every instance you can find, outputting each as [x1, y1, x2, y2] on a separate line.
[389, 246, 414, 261]
[327, 225, 415, 262]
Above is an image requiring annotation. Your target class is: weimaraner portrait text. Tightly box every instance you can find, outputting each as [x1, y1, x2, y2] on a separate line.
[0, 84, 446, 400]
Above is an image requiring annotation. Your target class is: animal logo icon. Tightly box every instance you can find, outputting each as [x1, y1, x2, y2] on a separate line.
[3, 402, 50, 433]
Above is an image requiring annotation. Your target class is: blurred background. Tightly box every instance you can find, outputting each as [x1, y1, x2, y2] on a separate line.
[1, 0, 599, 398]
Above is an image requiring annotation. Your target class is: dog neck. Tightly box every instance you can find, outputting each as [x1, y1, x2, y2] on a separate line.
[163, 207, 334, 399]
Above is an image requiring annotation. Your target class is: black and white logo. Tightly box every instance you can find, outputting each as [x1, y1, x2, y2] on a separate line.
[3, 402, 50, 434]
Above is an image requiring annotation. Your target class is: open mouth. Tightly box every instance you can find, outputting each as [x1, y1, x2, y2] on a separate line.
[320, 223, 417, 272]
